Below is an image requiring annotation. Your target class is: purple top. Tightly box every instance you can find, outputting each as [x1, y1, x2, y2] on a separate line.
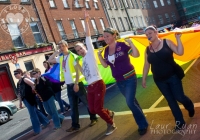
[104, 42, 135, 82]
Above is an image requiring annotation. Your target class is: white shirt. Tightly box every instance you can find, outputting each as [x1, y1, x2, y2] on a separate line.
[82, 36, 101, 85]
[56, 55, 75, 84]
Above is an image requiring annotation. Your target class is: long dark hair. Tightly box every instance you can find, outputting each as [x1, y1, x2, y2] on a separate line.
[43, 61, 51, 72]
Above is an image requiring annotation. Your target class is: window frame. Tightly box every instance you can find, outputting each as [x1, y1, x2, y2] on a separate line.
[56, 20, 67, 40]
[30, 22, 44, 44]
[24, 60, 34, 72]
[49, 0, 56, 8]
[153, 1, 158, 8]
[118, 17, 125, 31]
[69, 20, 79, 38]
[99, 18, 105, 30]
[62, 0, 69, 8]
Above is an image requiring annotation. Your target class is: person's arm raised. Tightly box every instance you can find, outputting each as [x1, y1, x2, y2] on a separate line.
[48, 50, 60, 63]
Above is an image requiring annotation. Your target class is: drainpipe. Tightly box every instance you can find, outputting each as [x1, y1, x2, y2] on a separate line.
[100, 0, 112, 27]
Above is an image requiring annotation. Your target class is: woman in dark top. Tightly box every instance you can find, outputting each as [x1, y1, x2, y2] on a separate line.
[43, 61, 70, 113]
[142, 25, 195, 130]
[32, 68, 64, 130]
[14, 69, 49, 136]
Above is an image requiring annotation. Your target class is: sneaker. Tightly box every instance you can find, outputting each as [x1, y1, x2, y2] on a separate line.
[66, 126, 80, 132]
[53, 127, 61, 131]
[89, 120, 98, 127]
[105, 123, 117, 136]
[110, 111, 115, 121]
[188, 108, 195, 117]
[42, 122, 50, 129]
[138, 127, 148, 135]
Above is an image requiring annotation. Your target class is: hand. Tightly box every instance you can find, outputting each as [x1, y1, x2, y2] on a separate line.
[142, 79, 146, 88]
[84, 10, 90, 22]
[175, 32, 182, 39]
[98, 49, 103, 56]
[55, 49, 61, 55]
[19, 102, 23, 109]
[73, 84, 79, 92]
[125, 38, 133, 44]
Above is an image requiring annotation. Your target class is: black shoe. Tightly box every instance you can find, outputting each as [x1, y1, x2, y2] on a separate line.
[89, 120, 98, 127]
[174, 123, 186, 131]
[138, 127, 148, 135]
[66, 126, 80, 132]
[189, 108, 195, 117]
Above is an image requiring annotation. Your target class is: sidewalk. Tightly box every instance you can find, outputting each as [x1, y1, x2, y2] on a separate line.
[15, 106, 200, 140]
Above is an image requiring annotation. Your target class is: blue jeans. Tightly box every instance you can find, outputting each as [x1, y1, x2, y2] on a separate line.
[35, 96, 48, 116]
[55, 91, 70, 113]
[117, 75, 148, 129]
[155, 74, 194, 124]
[23, 99, 49, 133]
[43, 96, 65, 128]
[67, 82, 97, 128]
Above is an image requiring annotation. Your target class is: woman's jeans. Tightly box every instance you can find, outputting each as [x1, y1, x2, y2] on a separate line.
[155, 75, 194, 124]
[55, 91, 70, 113]
[67, 82, 97, 128]
[23, 99, 49, 133]
[117, 75, 148, 129]
[43, 96, 65, 128]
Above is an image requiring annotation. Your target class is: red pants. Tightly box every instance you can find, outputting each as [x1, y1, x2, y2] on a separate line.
[87, 80, 113, 124]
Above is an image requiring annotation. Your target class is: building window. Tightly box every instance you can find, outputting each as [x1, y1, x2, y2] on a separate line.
[129, 0, 135, 9]
[140, 1, 144, 9]
[135, 16, 139, 27]
[160, 0, 164, 6]
[133, 0, 139, 9]
[85, 1, 90, 9]
[153, 1, 158, 8]
[124, 0, 129, 8]
[158, 15, 164, 24]
[91, 19, 98, 35]
[7, 24, 24, 47]
[62, 0, 69, 8]
[111, 0, 117, 9]
[104, 0, 111, 9]
[165, 13, 170, 22]
[118, 17, 125, 31]
[70, 20, 79, 38]
[146, 1, 150, 8]
[21, 0, 30, 2]
[49, 0, 56, 8]
[152, 17, 156, 24]
[117, 0, 123, 9]
[30, 22, 43, 44]
[131, 17, 136, 28]
[171, 12, 176, 20]
[94, 2, 99, 9]
[56, 21, 67, 40]
[81, 20, 85, 31]
[100, 19, 105, 30]
[139, 16, 145, 27]
[124, 17, 130, 30]
[167, 0, 171, 5]
[111, 18, 119, 31]
[24, 60, 34, 71]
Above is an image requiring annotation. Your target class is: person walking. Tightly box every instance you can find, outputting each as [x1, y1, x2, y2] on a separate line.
[14, 69, 49, 136]
[142, 25, 195, 130]
[74, 11, 117, 136]
[98, 27, 148, 135]
[48, 39, 97, 132]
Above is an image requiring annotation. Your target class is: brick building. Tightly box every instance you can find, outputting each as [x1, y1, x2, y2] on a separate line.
[0, 0, 54, 101]
[34, 0, 109, 49]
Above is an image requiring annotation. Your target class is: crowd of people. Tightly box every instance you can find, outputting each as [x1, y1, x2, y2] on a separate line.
[14, 11, 195, 137]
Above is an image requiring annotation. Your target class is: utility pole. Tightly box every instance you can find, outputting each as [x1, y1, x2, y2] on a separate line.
[121, 0, 136, 35]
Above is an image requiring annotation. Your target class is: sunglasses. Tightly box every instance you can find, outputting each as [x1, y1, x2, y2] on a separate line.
[14, 73, 19, 75]
[32, 72, 38, 75]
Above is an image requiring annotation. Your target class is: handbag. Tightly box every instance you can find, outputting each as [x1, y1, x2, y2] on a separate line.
[151, 40, 185, 80]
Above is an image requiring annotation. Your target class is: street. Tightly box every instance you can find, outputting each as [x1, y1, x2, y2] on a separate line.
[1, 57, 200, 140]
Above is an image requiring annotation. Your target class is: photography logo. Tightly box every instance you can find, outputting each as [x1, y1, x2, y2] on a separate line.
[0, 4, 30, 34]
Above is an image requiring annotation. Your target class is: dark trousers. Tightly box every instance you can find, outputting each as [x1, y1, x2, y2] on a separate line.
[67, 82, 97, 128]
[155, 74, 194, 124]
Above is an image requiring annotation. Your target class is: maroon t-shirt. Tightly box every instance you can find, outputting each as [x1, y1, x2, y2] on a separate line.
[104, 42, 135, 82]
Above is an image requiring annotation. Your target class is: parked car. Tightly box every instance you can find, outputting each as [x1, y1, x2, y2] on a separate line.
[0, 101, 18, 124]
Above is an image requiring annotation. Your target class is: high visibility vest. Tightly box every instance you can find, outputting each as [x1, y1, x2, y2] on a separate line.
[59, 51, 84, 83]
